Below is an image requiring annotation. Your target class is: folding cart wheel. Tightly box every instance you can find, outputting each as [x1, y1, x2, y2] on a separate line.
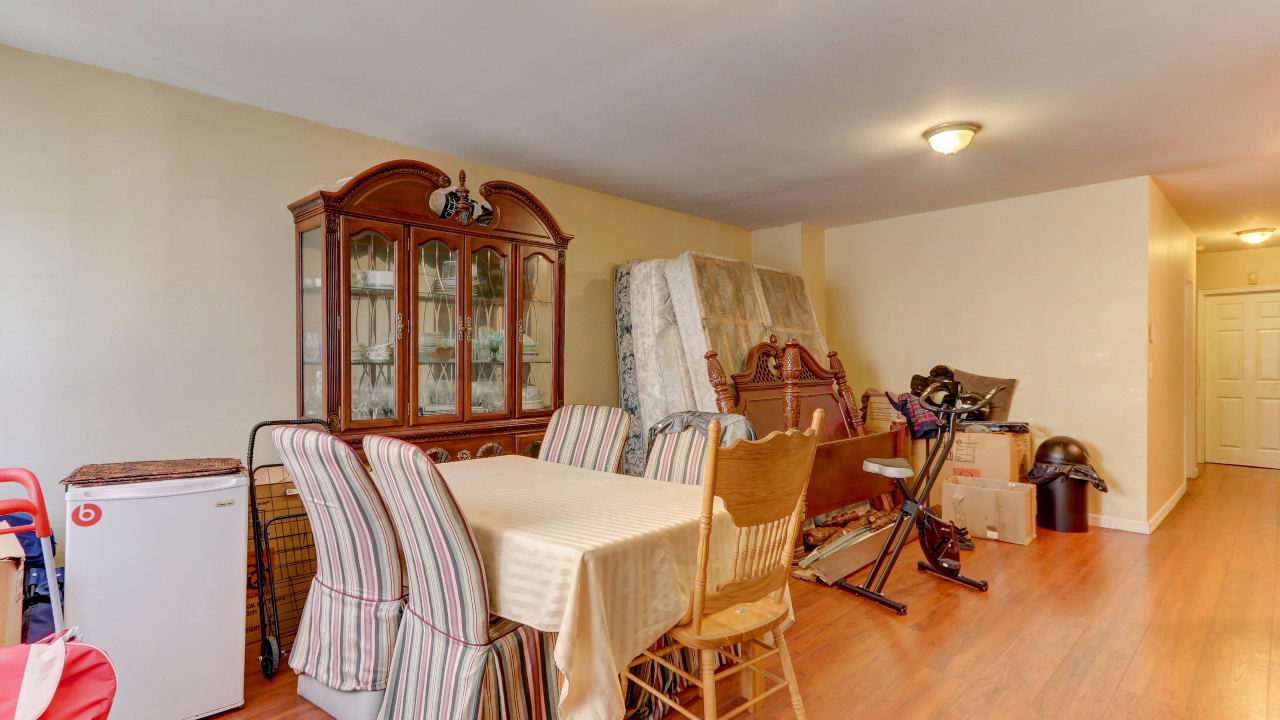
[259, 636, 281, 678]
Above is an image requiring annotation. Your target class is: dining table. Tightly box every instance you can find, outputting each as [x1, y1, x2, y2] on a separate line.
[436, 454, 765, 720]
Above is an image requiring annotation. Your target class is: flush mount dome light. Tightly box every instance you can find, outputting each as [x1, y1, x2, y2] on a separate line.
[923, 122, 981, 156]
[1237, 228, 1277, 244]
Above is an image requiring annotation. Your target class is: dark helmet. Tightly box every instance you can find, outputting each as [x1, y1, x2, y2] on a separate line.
[1035, 436, 1090, 466]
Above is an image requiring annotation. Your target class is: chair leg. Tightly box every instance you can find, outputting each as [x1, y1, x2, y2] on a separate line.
[775, 630, 806, 720]
[700, 648, 719, 720]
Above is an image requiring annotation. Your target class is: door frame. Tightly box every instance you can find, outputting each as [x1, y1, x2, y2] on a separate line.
[1197, 284, 1280, 465]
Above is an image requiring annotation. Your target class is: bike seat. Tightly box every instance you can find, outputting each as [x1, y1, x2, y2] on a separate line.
[863, 458, 914, 478]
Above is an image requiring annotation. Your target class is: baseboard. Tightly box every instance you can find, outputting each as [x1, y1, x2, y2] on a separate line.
[1086, 480, 1187, 536]
[1146, 481, 1187, 533]
[1088, 514, 1151, 534]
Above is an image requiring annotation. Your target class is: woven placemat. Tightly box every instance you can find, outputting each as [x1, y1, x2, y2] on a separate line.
[62, 458, 246, 487]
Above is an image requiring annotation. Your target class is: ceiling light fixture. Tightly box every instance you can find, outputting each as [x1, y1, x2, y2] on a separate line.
[923, 122, 981, 156]
[1237, 228, 1277, 245]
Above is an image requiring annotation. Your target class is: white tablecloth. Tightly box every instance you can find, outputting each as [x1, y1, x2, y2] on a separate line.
[437, 455, 739, 720]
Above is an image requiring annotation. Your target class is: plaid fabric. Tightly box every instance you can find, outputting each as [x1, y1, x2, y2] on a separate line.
[272, 427, 404, 692]
[537, 405, 631, 473]
[364, 435, 557, 720]
[642, 429, 708, 485]
[889, 392, 940, 440]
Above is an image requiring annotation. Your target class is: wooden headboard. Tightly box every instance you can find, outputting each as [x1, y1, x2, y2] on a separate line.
[706, 336, 908, 519]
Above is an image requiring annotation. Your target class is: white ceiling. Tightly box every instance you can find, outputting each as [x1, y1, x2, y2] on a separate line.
[2, 0, 1278, 234]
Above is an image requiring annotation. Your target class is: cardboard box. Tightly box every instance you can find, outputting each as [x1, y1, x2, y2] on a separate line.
[944, 431, 1031, 482]
[941, 476, 1037, 545]
[808, 521, 916, 584]
[864, 392, 906, 434]
[0, 526, 25, 647]
[246, 467, 311, 645]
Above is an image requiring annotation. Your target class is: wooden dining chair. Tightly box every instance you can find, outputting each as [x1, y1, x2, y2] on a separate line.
[538, 404, 631, 473]
[272, 427, 404, 720]
[362, 434, 555, 720]
[625, 409, 823, 720]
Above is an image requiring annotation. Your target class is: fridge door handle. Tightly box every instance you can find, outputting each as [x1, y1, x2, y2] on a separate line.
[69, 474, 246, 501]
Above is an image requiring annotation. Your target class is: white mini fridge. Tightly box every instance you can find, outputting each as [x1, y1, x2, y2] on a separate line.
[65, 472, 248, 720]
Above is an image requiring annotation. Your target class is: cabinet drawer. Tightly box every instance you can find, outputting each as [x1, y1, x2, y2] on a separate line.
[419, 435, 517, 463]
[516, 432, 545, 459]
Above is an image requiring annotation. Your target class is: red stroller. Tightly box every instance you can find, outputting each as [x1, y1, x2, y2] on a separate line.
[0, 468, 116, 720]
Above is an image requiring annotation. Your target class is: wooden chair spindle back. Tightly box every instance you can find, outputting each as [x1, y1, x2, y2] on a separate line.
[686, 409, 823, 632]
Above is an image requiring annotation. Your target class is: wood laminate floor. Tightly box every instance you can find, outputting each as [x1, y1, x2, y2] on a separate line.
[221, 463, 1274, 720]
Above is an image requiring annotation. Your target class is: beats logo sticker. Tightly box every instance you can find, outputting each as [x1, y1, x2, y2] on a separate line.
[72, 503, 103, 527]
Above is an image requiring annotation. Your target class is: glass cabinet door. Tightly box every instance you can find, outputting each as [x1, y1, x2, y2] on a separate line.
[517, 248, 557, 416]
[465, 239, 512, 419]
[299, 226, 325, 420]
[410, 229, 462, 425]
[345, 219, 403, 428]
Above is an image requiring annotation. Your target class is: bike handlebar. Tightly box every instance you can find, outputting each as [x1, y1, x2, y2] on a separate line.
[917, 383, 1006, 416]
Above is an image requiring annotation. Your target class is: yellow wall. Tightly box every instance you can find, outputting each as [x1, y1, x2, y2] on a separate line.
[1198, 246, 1280, 291]
[824, 178, 1155, 528]
[1146, 180, 1196, 528]
[0, 44, 750, 536]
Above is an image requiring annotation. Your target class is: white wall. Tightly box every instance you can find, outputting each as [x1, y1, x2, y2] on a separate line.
[1146, 180, 1196, 528]
[825, 178, 1153, 527]
[0, 45, 751, 543]
[1198, 245, 1280, 292]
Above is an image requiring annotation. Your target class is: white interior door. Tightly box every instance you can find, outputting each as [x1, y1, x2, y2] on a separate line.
[1205, 291, 1280, 467]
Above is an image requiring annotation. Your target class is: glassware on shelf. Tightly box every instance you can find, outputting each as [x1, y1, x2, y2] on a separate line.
[521, 252, 554, 411]
[416, 238, 459, 419]
[349, 229, 397, 423]
[299, 227, 324, 417]
[303, 332, 321, 363]
[470, 246, 507, 414]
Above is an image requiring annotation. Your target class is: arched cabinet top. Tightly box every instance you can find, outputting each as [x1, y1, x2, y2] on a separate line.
[289, 159, 572, 246]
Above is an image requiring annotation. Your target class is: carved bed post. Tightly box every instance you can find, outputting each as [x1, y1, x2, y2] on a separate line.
[827, 352, 868, 437]
[782, 340, 802, 431]
[705, 351, 737, 414]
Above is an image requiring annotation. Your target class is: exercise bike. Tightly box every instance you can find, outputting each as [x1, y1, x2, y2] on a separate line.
[837, 381, 1004, 615]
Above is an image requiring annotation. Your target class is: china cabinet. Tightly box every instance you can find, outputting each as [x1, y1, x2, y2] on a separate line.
[290, 160, 570, 460]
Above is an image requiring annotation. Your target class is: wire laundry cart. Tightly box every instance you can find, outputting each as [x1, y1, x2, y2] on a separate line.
[247, 418, 329, 678]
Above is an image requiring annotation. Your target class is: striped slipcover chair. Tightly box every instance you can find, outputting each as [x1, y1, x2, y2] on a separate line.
[642, 428, 708, 485]
[272, 427, 405, 720]
[537, 405, 631, 473]
[363, 434, 555, 720]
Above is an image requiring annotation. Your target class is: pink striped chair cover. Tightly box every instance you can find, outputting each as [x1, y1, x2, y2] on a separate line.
[537, 405, 631, 473]
[642, 428, 708, 485]
[363, 435, 556, 720]
[272, 427, 404, 692]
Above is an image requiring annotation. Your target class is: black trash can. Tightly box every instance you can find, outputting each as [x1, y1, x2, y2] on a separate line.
[1028, 436, 1107, 533]
[1036, 475, 1089, 533]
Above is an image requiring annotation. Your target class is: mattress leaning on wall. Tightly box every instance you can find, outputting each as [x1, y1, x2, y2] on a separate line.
[614, 260, 647, 476]
[615, 252, 829, 477]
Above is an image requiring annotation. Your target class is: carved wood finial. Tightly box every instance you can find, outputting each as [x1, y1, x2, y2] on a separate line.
[769, 333, 779, 345]
[453, 170, 474, 226]
[705, 351, 737, 414]
[827, 351, 867, 437]
[782, 340, 802, 431]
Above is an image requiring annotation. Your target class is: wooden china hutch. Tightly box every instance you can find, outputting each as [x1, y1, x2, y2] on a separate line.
[289, 160, 569, 460]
